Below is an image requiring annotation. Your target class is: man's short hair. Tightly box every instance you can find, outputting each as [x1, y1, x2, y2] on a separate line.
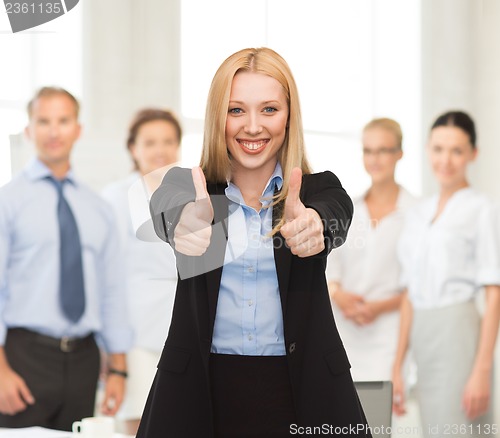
[27, 86, 80, 119]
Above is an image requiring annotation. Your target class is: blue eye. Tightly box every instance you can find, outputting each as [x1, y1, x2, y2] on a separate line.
[263, 107, 277, 113]
[228, 108, 243, 114]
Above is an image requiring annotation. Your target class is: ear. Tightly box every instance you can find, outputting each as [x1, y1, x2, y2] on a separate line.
[75, 123, 82, 141]
[471, 146, 479, 162]
[24, 125, 31, 141]
[129, 142, 139, 160]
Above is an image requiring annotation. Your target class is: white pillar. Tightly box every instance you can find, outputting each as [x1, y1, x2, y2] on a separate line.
[472, 0, 500, 200]
[420, 0, 475, 196]
[77, 0, 181, 190]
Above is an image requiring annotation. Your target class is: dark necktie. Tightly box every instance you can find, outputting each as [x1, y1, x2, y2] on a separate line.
[48, 177, 86, 322]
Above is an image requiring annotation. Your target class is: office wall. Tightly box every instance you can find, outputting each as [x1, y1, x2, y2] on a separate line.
[422, 0, 500, 201]
[76, 0, 181, 189]
[472, 0, 500, 201]
[77, 0, 500, 200]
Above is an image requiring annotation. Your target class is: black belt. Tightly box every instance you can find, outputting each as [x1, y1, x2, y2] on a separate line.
[8, 328, 94, 353]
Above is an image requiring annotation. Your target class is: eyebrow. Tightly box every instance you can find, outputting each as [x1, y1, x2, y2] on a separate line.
[363, 146, 396, 150]
[228, 100, 283, 105]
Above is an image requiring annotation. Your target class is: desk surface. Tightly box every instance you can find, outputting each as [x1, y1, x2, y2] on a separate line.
[0, 427, 133, 437]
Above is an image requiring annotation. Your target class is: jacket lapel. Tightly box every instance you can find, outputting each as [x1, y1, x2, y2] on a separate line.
[273, 199, 292, 317]
[205, 182, 229, 338]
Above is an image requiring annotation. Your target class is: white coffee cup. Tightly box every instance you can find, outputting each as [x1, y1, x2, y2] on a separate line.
[72, 416, 115, 438]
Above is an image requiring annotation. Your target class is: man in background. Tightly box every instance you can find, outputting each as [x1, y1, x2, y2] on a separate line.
[0, 87, 132, 431]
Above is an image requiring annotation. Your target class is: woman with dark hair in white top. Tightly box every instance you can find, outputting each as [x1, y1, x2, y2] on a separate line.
[392, 111, 500, 437]
[102, 108, 182, 435]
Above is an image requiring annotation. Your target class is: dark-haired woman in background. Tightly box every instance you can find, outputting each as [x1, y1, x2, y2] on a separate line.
[102, 109, 182, 435]
[392, 111, 500, 437]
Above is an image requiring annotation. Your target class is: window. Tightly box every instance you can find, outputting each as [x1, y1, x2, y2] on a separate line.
[0, 4, 82, 186]
[180, 0, 421, 195]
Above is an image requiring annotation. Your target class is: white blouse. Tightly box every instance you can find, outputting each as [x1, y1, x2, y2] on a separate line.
[102, 173, 177, 352]
[398, 187, 500, 310]
[326, 186, 416, 381]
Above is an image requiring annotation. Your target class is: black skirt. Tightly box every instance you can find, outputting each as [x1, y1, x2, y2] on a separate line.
[209, 353, 297, 438]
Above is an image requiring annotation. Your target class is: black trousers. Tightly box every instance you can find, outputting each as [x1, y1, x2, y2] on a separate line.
[0, 328, 100, 431]
[209, 353, 297, 438]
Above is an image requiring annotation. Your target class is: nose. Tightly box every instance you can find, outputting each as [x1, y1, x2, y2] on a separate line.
[48, 122, 61, 137]
[441, 150, 452, 166]
[244, 112, 262, 135]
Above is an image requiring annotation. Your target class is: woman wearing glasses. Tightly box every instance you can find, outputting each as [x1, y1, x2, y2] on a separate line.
[327, 118, 416, 382]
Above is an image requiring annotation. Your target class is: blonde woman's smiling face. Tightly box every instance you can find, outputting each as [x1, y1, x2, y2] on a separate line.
[225, 71, 289, 179]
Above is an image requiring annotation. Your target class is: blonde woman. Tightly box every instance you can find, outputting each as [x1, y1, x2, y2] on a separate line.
[393, 111, 500, 437]
[137, 48, 371, 438]
[327, 118, 416, 381]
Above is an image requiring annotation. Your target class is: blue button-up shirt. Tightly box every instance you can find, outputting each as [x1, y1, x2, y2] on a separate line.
[211, 162, 286, 356]
[0, 159, 132, 353]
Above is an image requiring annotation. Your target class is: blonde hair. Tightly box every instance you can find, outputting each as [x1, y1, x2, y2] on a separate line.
[199, 47, 312, 233]
[363, 118, 403, 150]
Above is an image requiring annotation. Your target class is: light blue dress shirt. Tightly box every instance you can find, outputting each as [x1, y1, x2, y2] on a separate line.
[0, 158, 132, 353]
[211, 162, 286, 356]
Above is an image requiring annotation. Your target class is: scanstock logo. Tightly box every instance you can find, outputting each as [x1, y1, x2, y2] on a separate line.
[4, 0, 79, 33]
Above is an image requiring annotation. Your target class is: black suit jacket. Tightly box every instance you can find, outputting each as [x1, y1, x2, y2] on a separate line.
[137, 168, 371, 437]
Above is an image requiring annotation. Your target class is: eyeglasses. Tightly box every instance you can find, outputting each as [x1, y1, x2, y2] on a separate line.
[362, 147, 401, 157]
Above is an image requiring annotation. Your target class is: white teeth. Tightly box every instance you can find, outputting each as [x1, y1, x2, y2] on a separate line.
[239, 140, 267, 150]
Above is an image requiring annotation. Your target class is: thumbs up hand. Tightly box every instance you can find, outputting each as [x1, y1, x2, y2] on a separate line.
[280, 167, 325, 257]
[173, 167, 214, 256]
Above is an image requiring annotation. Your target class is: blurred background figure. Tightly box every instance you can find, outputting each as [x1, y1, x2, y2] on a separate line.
[327, 118, 416, 381]
[0, 87, 131, 431]
[393, 111, 500, 437]
[102, 108, 182, 435]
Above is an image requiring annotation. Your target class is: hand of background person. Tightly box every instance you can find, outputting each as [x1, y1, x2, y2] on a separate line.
[173, 166, 214, 256]
[462, 369, 491, 420]
[0, 363, 35, 415]
[392, 367, 407, 416]
[352, 301, 382, 326]
[281, 167, 325, 257]
[100, 374, 125, 416]
[333, 289, 365, 321]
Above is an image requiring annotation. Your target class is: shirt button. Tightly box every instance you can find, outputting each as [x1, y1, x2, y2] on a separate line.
[248, 334, 253, 341]
[247, 266, 254, 273]
[248, 300, 253, 306]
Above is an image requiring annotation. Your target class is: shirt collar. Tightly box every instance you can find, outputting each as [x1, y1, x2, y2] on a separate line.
[225, 161, 283, 207]
[24, 157, 78, 186]
[359, 185, 411, 213]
